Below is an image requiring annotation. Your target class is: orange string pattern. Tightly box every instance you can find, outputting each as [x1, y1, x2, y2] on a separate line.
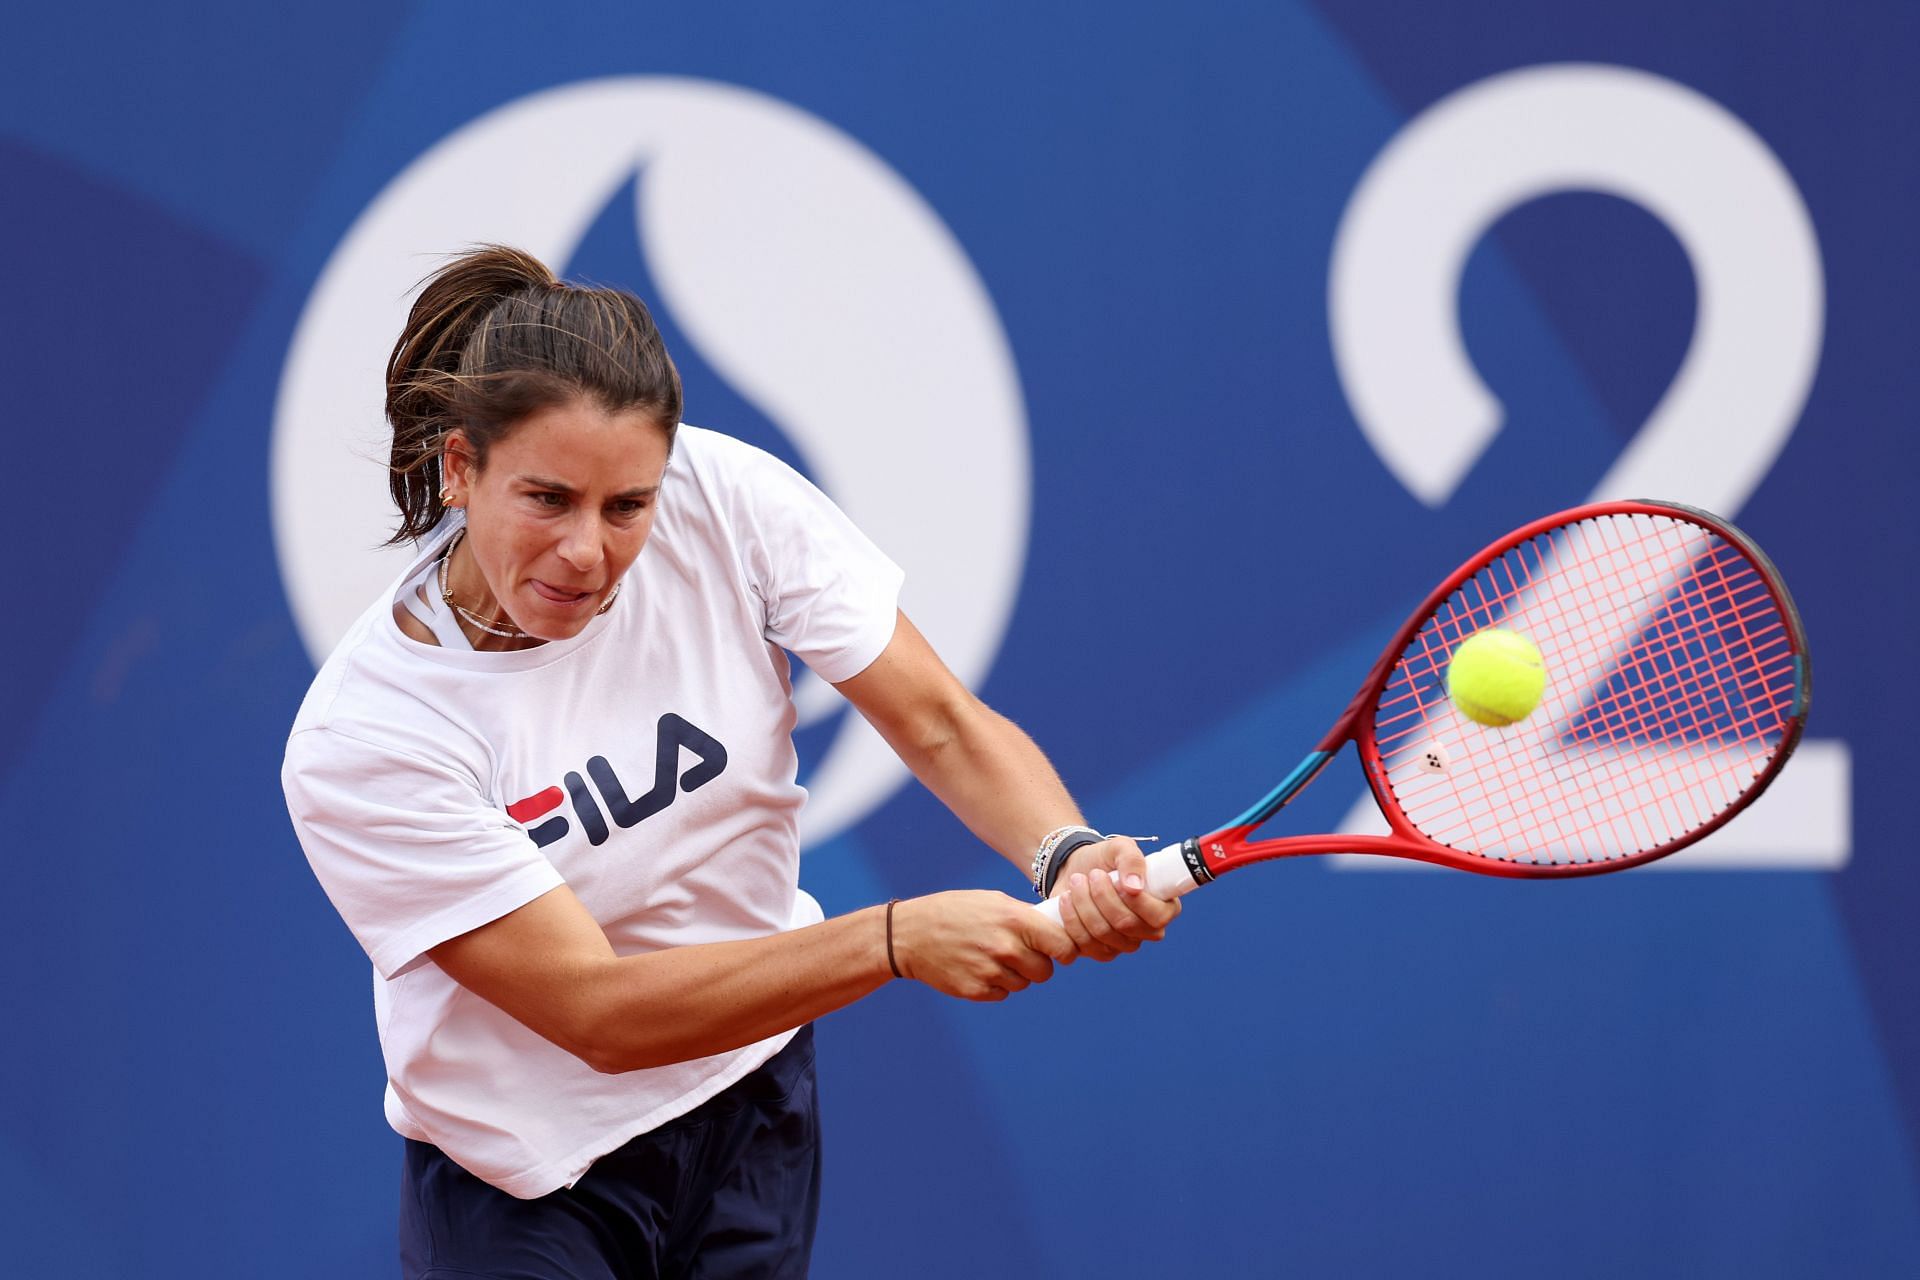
[1372, 512, 1797, 866]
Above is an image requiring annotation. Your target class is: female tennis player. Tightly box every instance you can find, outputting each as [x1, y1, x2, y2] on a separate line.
[281, 245, 1178, 1278]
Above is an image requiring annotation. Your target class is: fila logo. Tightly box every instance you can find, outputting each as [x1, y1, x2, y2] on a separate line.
[505, 713, 728, 849]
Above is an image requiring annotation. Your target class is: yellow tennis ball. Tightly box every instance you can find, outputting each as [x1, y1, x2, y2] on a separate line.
[1447, 629, 1546, 727]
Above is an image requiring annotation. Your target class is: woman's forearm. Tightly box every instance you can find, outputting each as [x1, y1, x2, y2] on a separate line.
[431, 888, 892, 1074]
[435, 882, 1070, 1075]
[888, 696, 1086, 876]
[834, 613, 1089, 880]
[577, 908, 894, 1071]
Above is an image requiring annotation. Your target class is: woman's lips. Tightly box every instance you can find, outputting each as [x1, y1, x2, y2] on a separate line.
[530, 580, 595, 605]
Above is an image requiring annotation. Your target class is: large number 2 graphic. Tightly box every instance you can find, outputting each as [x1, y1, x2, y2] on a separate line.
[1326, 64, 1848, 869]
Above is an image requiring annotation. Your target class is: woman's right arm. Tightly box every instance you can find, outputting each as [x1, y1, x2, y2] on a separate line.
[428, 884, 1075, 1073]
[287, 727, 1072, 1072]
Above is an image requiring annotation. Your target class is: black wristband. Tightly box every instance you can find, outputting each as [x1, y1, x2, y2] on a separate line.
[1040, 832, 1106, 898]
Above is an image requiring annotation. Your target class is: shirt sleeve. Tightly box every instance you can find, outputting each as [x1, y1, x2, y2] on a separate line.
[282, 727, 566, 980]
[727, 445, 906, 683]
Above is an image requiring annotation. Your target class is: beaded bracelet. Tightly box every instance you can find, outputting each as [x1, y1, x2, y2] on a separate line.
[1039, 830, 1109, 898]
[1030, 824, 1103, 897]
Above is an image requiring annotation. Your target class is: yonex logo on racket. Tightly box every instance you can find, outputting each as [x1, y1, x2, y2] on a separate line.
[506, 713, 728, 849]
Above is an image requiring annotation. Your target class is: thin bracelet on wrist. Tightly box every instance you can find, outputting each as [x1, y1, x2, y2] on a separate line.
[885, 898, 903, 979]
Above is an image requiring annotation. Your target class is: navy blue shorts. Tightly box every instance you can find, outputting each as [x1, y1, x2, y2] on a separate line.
[399, 1025, 820, 1279]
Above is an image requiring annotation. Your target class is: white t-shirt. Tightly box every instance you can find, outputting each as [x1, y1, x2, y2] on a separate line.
[282, 426, 903, 1199]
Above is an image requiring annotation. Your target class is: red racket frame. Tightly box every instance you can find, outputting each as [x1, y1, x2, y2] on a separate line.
[1175, 499, 1811, 883]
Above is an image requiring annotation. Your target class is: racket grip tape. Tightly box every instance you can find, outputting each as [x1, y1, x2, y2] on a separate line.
[1032, 842, 1199, 926]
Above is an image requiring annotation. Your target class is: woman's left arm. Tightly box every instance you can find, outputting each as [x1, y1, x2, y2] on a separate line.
[834, 611, 1179, 960]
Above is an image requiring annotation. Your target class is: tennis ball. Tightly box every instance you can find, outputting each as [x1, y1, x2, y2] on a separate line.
[1447, 629, 1546, 727]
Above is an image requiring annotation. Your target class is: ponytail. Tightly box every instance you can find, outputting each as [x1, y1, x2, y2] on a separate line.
[382, 245, 681, 543]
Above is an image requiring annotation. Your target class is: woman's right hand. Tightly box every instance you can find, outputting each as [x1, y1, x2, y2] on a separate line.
[890, 891, 1076, 1001]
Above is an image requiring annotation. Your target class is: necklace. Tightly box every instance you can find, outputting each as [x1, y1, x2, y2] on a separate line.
[437, 529, 621, 642]
[439, 530, 528, 639]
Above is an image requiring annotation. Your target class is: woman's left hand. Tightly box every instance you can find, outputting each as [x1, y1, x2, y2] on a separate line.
[1048, 837, 1182, 962]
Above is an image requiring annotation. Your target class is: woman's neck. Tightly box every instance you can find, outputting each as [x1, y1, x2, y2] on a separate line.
[441, 532, 546, 652]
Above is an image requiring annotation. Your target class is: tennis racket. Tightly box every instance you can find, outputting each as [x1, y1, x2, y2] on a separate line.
[1039, 499, 1809, 923]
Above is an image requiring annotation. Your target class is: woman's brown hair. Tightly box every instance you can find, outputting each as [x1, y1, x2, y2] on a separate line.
[384, 245, 683, 543]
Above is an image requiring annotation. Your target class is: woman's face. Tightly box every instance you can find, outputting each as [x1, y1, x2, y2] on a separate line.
[442, 399, 672, 645]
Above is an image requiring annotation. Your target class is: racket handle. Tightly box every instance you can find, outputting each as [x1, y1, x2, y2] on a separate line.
[1033, 842, 1199, 926]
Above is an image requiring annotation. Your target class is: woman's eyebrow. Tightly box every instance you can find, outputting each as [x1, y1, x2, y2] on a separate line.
[517, 474, 661, 500]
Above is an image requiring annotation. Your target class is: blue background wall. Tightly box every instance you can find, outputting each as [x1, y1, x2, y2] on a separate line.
[3, 3, 1915, 1276]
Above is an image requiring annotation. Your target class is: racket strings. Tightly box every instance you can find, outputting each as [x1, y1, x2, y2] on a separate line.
[1371, 512, 1797, 864]
[1376, 524, 1770, 724]
[1560, 566, 1790, 748]
[1452, 520, 1792, 856]
[1448, 523, 1787, 857]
